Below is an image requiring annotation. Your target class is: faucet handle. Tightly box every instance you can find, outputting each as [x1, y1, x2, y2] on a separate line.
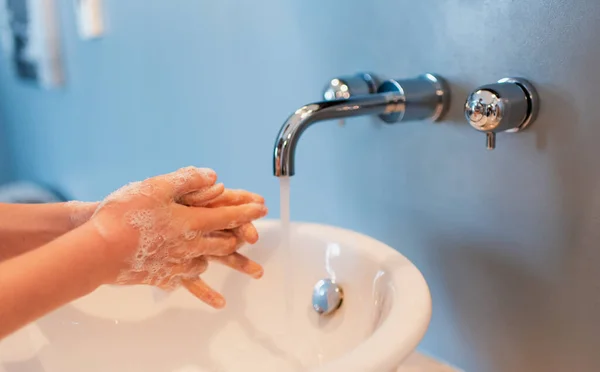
[464, 77, 539, 150]
[323, 73, 380, 126]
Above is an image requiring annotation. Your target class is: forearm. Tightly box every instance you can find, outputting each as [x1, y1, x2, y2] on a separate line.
[0, 222, 114, 339]
[0, 202, 97, 261]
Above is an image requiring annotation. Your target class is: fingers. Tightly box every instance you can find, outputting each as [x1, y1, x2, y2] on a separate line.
[180, 253, 264, 309]
[170, 257, 209, 277]
[155, 257, 209, 289]
[178, 183, 225, 206]
[120, 257, 209, 288]
[208, 253, 264, 279]
[181, 278, 226, 309]
[187, 203, 268, 232]
[160, 166, 217, 198]
[173, 231, 239, 257]
[201, 189, 265, 208]
[199, 231, 241, 256]
[182, 188, 262, 245]
[64, 201, 101, 228]
[233, 223, 259, 244]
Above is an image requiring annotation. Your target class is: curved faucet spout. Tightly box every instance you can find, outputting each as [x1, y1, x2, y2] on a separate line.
[272, 73, 449, 177]
[273, 93, 398, 177]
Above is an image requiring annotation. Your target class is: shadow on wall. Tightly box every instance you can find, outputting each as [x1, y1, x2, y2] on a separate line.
[432, 240, 570, 372]
[426, 84, 600, 372]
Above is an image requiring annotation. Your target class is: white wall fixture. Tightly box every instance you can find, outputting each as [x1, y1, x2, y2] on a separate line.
[0, 0, 63, 89]
[73, 0, 104, 40]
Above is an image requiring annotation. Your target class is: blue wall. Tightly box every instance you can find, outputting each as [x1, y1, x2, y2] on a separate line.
[2, 1, 600, 371]
[0, 118, 13, 184]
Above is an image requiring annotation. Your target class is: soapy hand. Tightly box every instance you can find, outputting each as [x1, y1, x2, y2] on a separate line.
[180, 187, 265, 245]
[90, 167, 268, 308]
[178, 184, 267, 307]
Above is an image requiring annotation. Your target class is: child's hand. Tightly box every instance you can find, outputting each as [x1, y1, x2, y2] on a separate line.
[90, 167, 268, 308]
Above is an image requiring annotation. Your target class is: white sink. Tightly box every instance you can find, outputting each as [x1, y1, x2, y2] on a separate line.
[0, 220, 431, 372]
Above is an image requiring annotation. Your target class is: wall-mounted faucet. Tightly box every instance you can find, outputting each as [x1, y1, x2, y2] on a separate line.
[273, 73, 451, 177]
[464, 77, 539, 150]
[322, 73, 380, 127]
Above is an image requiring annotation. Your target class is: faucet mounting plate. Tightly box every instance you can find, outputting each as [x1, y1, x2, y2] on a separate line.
[378, 73, 450, 124]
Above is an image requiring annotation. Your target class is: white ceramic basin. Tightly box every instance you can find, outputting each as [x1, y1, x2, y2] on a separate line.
[0, 220, 431, 372]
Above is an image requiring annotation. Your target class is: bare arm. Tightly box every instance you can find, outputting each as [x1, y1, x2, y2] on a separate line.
[0, 202, 98, 261]
[0, 222, 112, 339]
[0, 167, 268, 340]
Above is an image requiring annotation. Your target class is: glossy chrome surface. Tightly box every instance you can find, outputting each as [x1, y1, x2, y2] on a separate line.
[323, 73, 380, 127]
[497, 77, 540, 132]
[273, 94, 396, 177]
[465, 77, 539, 150]
[312, 278, 344, 316]
[273, 73, 450, 176]
[322, 73, 379, 100]
[378, 73, 449, 124]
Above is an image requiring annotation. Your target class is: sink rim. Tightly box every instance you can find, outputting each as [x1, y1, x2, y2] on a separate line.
[255, 219, 432, 372]
[1, 220, 431, 372]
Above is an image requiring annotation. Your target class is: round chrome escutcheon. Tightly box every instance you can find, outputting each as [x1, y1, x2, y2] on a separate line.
[312, 278, 344, 316]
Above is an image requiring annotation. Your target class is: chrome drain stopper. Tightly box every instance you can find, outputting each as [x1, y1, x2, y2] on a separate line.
[312, 278, 344, 315]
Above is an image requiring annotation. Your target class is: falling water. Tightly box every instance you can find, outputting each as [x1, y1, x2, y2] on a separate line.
[274, 177, 323, 369]
[279, 177, 292, 327]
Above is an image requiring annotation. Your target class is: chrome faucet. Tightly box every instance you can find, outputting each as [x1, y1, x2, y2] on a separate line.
[273, 73, 450, 177]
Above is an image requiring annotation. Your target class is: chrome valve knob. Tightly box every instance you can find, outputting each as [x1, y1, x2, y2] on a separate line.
[464, 77, 539, 150]
[322, 73, 380, 126]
